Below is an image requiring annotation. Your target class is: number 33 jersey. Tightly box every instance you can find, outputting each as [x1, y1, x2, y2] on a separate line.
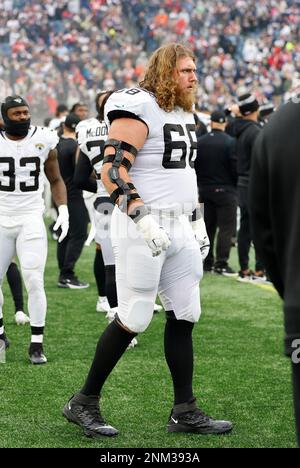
[0, 126, 58, 215]
[105, 88, 198, 214]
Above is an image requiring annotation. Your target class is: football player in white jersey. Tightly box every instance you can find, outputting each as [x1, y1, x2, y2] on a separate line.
[75, 91, 139, 350]
[75, 91, 115, 315]
[75, 92, 163, 332]
[63, 44, 232, 437]
[0, 95, 69, 364]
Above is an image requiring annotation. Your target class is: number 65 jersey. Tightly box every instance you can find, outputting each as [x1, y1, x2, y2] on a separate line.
[105, 88, 198, 215]
[0, 126, 59, 215]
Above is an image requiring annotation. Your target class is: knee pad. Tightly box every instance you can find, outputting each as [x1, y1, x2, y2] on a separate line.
[21, 251, 43, 271]
[22, 269, 44, 294]
[119, 297, 154, 333]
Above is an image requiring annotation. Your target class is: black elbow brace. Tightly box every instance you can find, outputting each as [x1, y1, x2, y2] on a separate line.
[103, 139, 140, 210]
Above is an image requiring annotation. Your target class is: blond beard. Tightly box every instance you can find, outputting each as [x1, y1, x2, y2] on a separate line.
[174, 86, 197, 112]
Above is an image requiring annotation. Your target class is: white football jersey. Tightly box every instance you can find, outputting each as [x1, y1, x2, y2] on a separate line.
[76, 118, 108, 198]
[0, 126, 58, 215]
[105, 88, 198, 214]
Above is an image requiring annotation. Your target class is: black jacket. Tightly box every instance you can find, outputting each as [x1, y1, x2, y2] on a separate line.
[194, 129, 237, 193]
[56, 136, 82, 201]
[234, 119, 261, 184]
[249, 100, 300, 355]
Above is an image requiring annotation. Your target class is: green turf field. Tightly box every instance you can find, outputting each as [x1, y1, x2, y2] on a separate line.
[0, 224, 297, 448]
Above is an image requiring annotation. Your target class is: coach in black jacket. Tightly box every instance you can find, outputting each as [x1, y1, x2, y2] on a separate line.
[250, 98, 300, 446]
[195, 110, 237, 274]
[235, 93, 265, 280]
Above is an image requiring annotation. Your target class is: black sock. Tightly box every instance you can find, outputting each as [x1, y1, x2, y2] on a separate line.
[94, 249, 106, 296]
[105, 265, 118, 309]
[164, 315, 194, 405]
[292, 361, 300, 447]
[0, 317, 4, 338]
[81, 319, 137, 396]
[6, 262, 24, 312]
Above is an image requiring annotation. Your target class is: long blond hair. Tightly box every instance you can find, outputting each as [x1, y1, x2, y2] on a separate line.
[140, 43, 196, 112]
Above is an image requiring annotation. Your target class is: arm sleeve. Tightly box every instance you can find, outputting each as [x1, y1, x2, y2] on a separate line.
[249, 131, 284, 297]
[73, 150, 97, 193]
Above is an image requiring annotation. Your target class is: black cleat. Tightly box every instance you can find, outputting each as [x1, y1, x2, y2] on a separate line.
[29, 344, 47, 365]
[58, 277, 89, 289]
[214, 265, 238, 277]
[167, 398, 233, 435]
[63, 393, 118, 438]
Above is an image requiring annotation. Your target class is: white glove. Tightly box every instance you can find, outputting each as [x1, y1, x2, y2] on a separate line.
[53, 204, 69, 243]
[136, 214, 171, 257]
[192, 217, 210, 261]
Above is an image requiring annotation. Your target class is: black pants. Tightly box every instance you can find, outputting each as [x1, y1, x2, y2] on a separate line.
[238, 185, 264, 272]
[57, 197, 89, 279]
[201, 189, 237, 268]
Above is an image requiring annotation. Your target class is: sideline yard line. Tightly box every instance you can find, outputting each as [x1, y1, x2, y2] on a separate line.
[225, 274, 276, 293]
[251, 282, 276, 293]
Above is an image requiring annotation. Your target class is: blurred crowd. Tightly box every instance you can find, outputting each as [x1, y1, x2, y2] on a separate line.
[0, 0, 299, 122]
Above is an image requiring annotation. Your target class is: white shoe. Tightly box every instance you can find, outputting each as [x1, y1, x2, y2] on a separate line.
[15, 311, 30, 325]
[96, 297, 110, 313]
[127, 337, 138, 349]
[153, 303, 163, 313]
[106, 307, 118, 323]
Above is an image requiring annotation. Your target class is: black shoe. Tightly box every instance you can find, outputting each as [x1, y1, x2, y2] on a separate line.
[29, 344, 47, 365]
[58, 277, 89, 289]
[63, 393, 118, 438]
[214, 265, 238, 277]
[167, 398, 233, 435]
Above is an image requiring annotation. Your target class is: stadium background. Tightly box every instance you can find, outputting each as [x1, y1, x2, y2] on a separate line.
[0, 0, 299, 123]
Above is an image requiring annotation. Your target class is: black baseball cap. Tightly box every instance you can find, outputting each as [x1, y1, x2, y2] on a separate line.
[211, 110, 226, 123]
[64, 112, 81, 130]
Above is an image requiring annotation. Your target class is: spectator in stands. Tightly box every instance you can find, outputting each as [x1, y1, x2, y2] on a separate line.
[0, 1, 298, 121]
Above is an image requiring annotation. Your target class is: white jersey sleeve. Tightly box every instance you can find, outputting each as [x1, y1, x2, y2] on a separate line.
[43, 127, 59, 150]
[104, 88, 156, 132]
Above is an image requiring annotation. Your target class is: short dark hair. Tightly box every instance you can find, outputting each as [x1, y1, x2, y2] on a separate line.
[56, 104, 68, 116]
[70, 102, 87, 113]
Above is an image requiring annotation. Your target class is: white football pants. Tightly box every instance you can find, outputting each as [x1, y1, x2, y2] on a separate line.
[111, 208, 203, 333]
[0, 213, 47, 327]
